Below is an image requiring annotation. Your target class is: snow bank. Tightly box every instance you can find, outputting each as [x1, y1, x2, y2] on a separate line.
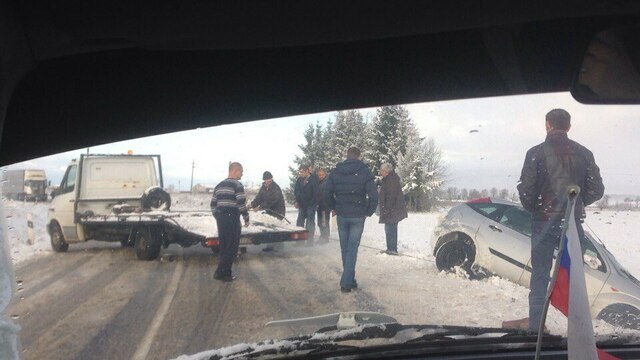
[3, 200, 52, 265]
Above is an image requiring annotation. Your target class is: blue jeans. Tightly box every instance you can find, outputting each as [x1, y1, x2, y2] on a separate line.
[528, 218, 585, 332]
[296, 207, 306, 227]
[317, 209, 331, 239]
[337, 216, 365, 289]
[297, 206, 316, 240]
[385, 223, 398, 252]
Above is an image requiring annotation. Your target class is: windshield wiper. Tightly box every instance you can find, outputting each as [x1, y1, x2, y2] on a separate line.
[401, 324, 560, 344]
[204, 313, 567, 359]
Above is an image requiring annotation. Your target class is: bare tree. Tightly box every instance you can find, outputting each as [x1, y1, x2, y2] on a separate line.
[469, 189, 481, 199]
[460, 188, 469, 200]
[447, 187, 459, 200]
[499, 188, 510, 200]
[596, 194, 610, 210]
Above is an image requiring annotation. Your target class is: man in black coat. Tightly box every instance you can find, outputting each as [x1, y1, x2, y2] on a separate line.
[250, 171, 286, 219]
[316, 168, 332, 242]
[250, 171, 287, 252]
[294, 164, 319, 244]
[517, 108, 604, 333]
[378, 163, 408, 255]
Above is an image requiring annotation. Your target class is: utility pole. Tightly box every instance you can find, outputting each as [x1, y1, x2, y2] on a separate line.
[190, 160, 195, 194]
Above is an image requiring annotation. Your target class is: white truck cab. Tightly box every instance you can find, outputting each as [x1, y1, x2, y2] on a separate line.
[48, 154, 164, 257]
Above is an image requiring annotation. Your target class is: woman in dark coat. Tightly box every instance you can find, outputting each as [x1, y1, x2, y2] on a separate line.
[378, 163, 408, 255]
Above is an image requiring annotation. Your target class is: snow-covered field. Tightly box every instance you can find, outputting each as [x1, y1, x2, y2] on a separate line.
[4, 195, 640, 358]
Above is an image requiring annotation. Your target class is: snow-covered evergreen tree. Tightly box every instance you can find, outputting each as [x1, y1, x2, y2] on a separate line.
[329, 110, 367, 166]
[316, 120, 335, 171]
[287, 106, 447, 211]
[396, 137, 446, 211]
[285, 123, 316, 202]
[369, 105, 416, 171]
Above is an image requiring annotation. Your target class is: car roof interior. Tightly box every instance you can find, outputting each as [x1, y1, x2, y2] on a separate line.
[1, 0, 639, 165]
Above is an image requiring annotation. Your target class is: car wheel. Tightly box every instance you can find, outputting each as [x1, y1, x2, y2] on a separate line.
[135, 227, 162, 260]
[435, 239, 475, 273]
[597, 303, 640, 329]
[50, 222, 69, 252]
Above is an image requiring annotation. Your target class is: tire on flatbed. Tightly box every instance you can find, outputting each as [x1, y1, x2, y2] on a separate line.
[135, 226, 162, 260]
[141, 187, 171, 211]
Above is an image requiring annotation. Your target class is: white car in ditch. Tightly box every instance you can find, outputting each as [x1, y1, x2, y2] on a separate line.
[432, 197, 640, 329]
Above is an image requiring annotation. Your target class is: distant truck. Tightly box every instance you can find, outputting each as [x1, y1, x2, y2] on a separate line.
[48, 154, 307, 260]
[2, 169, 48, 201]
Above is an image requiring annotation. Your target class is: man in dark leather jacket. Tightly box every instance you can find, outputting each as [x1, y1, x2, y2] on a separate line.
[517, 108, 604, 332]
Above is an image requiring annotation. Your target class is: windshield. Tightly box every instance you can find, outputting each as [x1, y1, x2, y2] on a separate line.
[3, 92, 640, 359]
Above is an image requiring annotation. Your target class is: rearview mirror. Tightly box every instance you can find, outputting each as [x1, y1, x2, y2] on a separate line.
[572, 25, 640, 104]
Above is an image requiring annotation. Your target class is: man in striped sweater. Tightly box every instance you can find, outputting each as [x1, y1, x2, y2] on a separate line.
[210, 162, 250, 282]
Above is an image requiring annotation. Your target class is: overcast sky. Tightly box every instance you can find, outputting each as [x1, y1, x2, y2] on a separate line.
[5, 92, 640, 196]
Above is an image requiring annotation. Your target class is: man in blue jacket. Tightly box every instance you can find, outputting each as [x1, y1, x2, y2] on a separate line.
[324, 147, 378, 293]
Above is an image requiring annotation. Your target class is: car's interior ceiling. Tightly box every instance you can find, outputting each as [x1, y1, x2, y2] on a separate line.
[1, 0, 640, 165]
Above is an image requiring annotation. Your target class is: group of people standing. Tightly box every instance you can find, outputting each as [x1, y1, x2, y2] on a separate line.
[292, 164, 332, 243]
[293, 146, 408, 291]
[209, 108, 604, 335]
[209, 146, 409, 292]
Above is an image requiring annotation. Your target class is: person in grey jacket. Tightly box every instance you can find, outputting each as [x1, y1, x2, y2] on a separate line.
[517, 108, 604, 333]
[324, 147, 378, 293]
[378, 163, 408, 255]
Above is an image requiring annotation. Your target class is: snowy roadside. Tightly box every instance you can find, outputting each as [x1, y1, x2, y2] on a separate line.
[4, 196, 640, 344]
[174, 207, 640, 360]
[3, 200, 52, 265]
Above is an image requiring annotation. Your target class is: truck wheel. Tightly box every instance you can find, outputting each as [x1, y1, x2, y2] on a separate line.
[120, 237, 134, 248]
[135, 227, 162, 260]
[141, 187, 171, 211]
[50, 223, 69, 252]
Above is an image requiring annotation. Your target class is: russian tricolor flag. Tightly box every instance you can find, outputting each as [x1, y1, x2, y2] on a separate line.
[549, 201, 618, 360]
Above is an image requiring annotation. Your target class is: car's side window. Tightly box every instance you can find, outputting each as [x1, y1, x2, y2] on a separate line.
[581, 235, 607, 273]
[468, 203, 508, 221]
[498, 207, 532, 237]
[59, 165, 77, 194]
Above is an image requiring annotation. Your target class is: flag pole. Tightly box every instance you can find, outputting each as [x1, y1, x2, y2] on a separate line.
[534, 186, 579, 360]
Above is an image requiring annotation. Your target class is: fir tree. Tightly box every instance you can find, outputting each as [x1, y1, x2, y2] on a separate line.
[329, 110, 367, 166]
[369, 105, 415, 171]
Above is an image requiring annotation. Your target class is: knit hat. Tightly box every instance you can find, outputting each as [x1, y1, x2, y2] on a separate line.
[262, 171, 273, 180]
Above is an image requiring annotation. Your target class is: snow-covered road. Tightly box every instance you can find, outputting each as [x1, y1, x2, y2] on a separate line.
[3, 195, 640, 359]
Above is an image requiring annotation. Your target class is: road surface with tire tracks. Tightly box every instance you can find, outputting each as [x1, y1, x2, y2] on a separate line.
[7, 239, 389, 360]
